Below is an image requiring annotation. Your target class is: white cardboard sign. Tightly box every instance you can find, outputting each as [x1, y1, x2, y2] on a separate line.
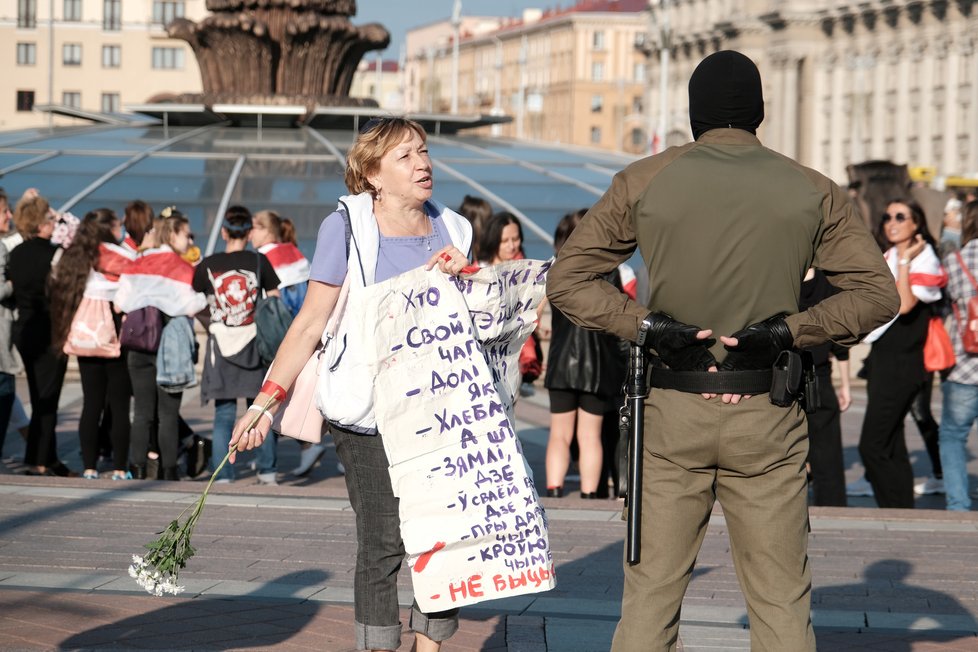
[360, 259, 555, 611]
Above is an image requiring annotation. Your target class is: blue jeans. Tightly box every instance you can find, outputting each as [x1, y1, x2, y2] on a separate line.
[211, 398, 278, 481]
[939, 381, 978, 511]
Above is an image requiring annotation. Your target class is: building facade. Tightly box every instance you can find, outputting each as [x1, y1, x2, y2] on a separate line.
[404, 1, 651, 154]
[0, 0, 205, 129]
[409, 0, 978, 183]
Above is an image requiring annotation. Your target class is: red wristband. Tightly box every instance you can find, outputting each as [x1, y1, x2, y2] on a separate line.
[261, 380, 287, 402]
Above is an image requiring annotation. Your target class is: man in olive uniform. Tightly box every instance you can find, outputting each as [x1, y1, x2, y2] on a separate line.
[547, 51, 899, 651]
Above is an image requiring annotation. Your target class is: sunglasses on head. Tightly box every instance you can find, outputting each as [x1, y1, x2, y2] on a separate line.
[882, 212, 910, 223]
[358, 116, 393, 134]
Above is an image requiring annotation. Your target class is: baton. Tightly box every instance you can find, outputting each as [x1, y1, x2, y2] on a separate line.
[624, 344, 648, 565]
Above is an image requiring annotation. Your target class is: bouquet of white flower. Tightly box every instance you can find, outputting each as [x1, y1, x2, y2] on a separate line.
[128, 394, 277, 596]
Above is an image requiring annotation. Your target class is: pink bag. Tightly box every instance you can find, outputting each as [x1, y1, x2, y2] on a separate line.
[271, 275, 350, 442]
[63, 297, 121, 358]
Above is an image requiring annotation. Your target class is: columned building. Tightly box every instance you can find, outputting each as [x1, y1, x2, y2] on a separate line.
[411, 0, 978, 183]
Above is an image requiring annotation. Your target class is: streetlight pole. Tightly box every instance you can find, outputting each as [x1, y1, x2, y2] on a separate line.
[649, 0, 672, 155]
[451, 0, 461, 114]
[491, 35, 503, 136]
[517, 34, 527, 139]
[48, 0, 54, 128]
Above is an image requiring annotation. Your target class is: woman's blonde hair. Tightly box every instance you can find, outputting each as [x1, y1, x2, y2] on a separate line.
[14, 196, 51, 238]
[344, 117, 427, 196]
[157, 207, 189, 248]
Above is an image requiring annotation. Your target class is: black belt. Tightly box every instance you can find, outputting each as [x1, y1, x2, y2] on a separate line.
[649, 368, 772, 394]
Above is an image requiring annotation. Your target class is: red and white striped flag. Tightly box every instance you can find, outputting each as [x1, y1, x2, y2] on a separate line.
[114, 246, 206, 317]
[258, 242, 310, 289]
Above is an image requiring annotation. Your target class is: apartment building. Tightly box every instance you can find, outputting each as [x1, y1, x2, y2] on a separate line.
[1, 0, 205, 129]
[404, 0, 651, 154]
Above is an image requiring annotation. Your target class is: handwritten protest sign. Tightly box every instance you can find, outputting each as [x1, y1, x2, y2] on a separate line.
[356, 259, 555, 611]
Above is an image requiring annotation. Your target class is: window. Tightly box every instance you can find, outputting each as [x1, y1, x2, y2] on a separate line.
[63, 43, 82, 66]
[631, 128, 645, 147]
[153, 1, 185, 25]
[152, 47, 185, 69]
[18, 0, 37, 28]
[16, 90, 35, 112]
[103, 0, 121, 30]
[593, 31, 605, 50]
[591, 62, 604, 81]
[591, 94, 603, 113]
[101, 93, 120, 113]
[102, 45, 121, 68]
[634, 62, 645, 83]
[64, 0, 81, 21]
[17, 43, 36, 65]
[632, 95, 643, 114]
[63, 92, 81, 108]
[590, 126, 602, 144]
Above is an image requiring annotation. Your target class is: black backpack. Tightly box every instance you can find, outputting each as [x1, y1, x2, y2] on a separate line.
[254, 252, 294, 365]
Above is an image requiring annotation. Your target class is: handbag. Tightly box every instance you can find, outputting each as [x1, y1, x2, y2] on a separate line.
[119, 305, 163, 353]
[63, 297, 121, 358]
[923, 316, 955, 372]
[953, 251, 978, 354]
[270, 274, 351, 442]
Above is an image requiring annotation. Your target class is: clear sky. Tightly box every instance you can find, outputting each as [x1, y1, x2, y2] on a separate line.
[355, 0, 548, 60]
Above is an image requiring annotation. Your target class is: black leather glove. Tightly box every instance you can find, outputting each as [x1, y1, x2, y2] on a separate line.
[719, 314, 793, 371]
[644, 312, 716, 371]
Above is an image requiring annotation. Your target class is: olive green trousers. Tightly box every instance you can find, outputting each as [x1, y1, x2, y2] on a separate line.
[610, 390, 817, 652]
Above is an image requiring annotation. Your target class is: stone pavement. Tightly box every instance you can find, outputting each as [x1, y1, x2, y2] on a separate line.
[0, 377, 977, 651]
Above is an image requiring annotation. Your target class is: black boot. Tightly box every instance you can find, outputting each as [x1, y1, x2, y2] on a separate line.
[162, 466, 180, 481]
[131, 464, 147, 480]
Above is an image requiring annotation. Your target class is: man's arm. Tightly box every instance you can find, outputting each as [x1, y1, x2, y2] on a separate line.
[546, 171, 649, 342]
[785, 180, 900, 348]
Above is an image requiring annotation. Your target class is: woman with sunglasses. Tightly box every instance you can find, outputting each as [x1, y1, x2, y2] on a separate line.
[229, 117, 471, 652]
[858, 199, 946, 508]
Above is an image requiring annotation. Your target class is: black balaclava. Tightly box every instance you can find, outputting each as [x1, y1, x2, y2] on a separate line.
[688, 50, 764, 140]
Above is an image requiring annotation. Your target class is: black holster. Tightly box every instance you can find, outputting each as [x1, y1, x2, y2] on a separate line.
[769, 350, 819, 413]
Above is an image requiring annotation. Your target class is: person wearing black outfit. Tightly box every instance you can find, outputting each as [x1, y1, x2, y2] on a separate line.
[799, 269, 850, 506]
[192, 206, 280, 484]
[7, 195, 68, 476]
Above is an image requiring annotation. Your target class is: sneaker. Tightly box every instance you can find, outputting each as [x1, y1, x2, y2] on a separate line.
[257, 472, 278, 486]
[914, 476, 945, 495]
[110, 471, 132, 481]
[291, 443, 326, 477]
[846, 476, 874, 497]
[82, 470, 99, 480]
[337, 462, 345, 475]
[519, 382, 536, 397]
[213, 478, 232, 485]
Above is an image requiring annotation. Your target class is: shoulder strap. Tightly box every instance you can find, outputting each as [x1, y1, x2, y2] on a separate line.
[955, 251, 978, 292]
[254, 250, 264, 298]
[337, 200, 367, 286]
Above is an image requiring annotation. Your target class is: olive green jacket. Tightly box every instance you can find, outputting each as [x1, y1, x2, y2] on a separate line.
[546, 129, 899, 360]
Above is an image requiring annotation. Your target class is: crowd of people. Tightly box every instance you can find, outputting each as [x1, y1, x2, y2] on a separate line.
[2, 52, 978, 651]
[0, 187, 312, 483]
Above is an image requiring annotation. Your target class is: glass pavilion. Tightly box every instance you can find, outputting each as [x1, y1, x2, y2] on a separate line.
[0, 124, 638, 261]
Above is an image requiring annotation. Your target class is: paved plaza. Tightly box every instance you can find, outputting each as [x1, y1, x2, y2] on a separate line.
[1, 375, 977, 651]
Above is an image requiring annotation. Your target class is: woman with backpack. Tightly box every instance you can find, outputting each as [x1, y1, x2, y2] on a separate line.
[115, 208, 206, 480]
[50, 209, 135, 479]
[250, 209, 310, 317]
[192, 205, 281, 484]
[939, 199, 978, 511]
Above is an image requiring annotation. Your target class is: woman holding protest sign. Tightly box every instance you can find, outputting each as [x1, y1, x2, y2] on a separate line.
[229, 117, 472, 652]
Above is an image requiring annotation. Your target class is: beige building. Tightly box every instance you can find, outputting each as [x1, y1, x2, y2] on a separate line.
[350, 57, 404, 111]
[409, 0, 978, 183]
[404, 2, 652, 154]
[0, 0, 205, 129]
